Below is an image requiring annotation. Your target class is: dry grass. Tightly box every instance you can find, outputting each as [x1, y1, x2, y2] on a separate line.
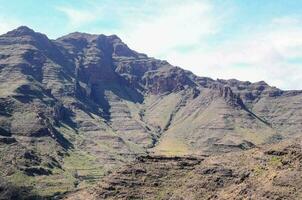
[152, 137, 190, 156]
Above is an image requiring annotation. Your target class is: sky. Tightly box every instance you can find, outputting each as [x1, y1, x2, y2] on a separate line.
[0, 0, 302, 90]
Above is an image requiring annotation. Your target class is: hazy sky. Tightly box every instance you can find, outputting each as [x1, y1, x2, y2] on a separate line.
[1, 0, 302, 89]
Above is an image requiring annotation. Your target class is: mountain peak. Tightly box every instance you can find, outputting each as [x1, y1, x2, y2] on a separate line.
[56, 31, 122, 44]
[2, 25, 51, 45]
[6, 26, 36, 36]
[254, 80, 268, 86]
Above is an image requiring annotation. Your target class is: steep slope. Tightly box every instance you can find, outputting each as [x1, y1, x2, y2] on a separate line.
[0, 26, 302, 197]
[218, 79, 302, 138]
[0, 27, 150, 197]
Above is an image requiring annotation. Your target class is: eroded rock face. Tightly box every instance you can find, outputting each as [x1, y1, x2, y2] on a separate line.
[143, 67, 196, 94]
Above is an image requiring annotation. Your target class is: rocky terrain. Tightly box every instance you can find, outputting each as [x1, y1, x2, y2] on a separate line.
[64, 137, 302, 200]
[0, 26, 302, 199]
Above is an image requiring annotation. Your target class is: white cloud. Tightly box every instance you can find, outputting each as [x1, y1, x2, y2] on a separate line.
[119, 0, 221, 57]
[56, 6, 102, 27]
[165, 16, 302, 90]
[0, 16, 21, 34]
[272, 16, 300, 26]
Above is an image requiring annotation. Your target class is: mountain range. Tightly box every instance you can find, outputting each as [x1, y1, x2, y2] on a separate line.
[0, 26, 302, 199]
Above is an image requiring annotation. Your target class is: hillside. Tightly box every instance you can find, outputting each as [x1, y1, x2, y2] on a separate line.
[0, 26, 302, 198]
[64, 138, 302, 200]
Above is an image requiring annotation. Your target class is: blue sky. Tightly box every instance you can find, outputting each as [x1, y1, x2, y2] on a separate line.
[1, 0, 302, 89]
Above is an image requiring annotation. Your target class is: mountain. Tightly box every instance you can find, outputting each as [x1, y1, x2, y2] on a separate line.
[0, 26, 302, 198]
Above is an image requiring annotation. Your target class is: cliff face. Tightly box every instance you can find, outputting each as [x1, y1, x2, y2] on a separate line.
[0, 26, 302, 197]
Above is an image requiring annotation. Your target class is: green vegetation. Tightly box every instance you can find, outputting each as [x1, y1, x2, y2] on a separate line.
[269, 156, 282, 167]
[253, 165, 266, 176]
[63, 150, 105, 187]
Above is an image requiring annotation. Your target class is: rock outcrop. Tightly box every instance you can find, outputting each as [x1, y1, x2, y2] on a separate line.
[65, 138, 302, 200]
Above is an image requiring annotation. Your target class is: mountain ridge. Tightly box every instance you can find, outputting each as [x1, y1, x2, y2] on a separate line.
[1, 26, 302, 198]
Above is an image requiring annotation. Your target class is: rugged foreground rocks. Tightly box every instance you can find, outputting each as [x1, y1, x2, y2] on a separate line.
[64, 138, 302, 200]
